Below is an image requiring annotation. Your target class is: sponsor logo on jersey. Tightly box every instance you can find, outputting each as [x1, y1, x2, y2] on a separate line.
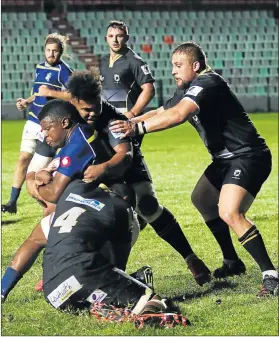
[66, 193, 105, 211]
[232, 169, 241, 179]
[100, 75, 104, 81]
[61, 156, 71, 167]
[47, 275, 82, 308]
[141, 64, 151, 75]
[86, 289, 107, 304]
[186, 86, 203, 97]
[45, 73, 52, 82]
[114, 74, 120, 83]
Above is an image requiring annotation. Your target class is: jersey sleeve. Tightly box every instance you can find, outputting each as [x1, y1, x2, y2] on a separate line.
[106, 119, 130, 148]
[182, 76, 212, 107]
[35, 138, 58, 158]
[58, 63, 73, 89]
[130, 58, 155, 87]
[56, 140, 95, 178]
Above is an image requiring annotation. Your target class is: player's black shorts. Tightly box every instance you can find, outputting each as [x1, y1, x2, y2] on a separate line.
[204, 149, 272, 197]
[44, 264, 146, 311]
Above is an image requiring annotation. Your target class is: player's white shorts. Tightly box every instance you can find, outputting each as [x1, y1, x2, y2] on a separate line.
[20, 120, 42, 154]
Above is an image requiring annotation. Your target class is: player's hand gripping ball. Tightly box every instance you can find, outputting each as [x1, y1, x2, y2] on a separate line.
[35, 170, 53, 185]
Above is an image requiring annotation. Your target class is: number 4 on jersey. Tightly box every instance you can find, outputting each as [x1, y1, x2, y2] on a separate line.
[53, 207, 86, 233]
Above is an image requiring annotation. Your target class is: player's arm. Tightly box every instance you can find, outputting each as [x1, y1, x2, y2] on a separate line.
[37, 85, 72, 101]
[126, 82, 155, 119]
[38, 172, 71, 204]
[1, 222, 47, 302]
[83, 142, 133, 182]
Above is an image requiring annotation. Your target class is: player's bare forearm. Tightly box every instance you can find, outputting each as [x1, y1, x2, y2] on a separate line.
[103, 150, 133, 178]
[132, 106, 165, 123]
[46, 89, 72, 101]
[127, 85, 155, 117]
[38, 172, 71, 203]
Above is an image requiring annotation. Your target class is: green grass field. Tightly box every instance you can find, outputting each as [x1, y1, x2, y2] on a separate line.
[1, 114, 278, 336]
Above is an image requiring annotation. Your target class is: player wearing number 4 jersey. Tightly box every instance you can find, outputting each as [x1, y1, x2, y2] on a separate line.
[110, 41, 279, 297]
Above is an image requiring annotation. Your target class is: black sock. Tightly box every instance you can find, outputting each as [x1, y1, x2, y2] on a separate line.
[238, 225, 275, 272]
[149, 207, 194, 259]
[10, 187, 21, 203]
[206, 218, 239, 261]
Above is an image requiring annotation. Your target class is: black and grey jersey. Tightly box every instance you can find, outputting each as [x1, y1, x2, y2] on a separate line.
[100, 48, 155, 114]
[167, 70, 268, 159]
[43, 180, 132, 286]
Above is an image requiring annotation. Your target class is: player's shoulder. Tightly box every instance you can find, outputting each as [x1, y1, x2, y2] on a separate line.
[125, 48, 145, 63]
[192, 69, 224, 88]
[59, 59, 74, 72]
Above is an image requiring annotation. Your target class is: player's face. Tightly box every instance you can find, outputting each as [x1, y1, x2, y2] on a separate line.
[41, 118, 67, 148]
[172, 53, 197, 89]
[71, 99, 102, 125]
[106, 27, 128, 53]
[45, 43, 61, 66]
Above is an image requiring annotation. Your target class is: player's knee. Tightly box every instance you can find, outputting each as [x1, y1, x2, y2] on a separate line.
[136, 194, 163, 223]
[219, 208, 242, 227]
[18, 152, 33, 167]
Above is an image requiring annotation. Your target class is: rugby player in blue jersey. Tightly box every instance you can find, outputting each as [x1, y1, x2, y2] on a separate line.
[2, 33, 73, 215]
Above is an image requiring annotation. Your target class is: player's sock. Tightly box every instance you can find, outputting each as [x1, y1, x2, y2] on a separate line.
[149, 207, 194, 259]
[10, 187, 21, 203]
[206, 218, 239, 260]
[1, 267, 22, 301]
[238, 225, 275, 272]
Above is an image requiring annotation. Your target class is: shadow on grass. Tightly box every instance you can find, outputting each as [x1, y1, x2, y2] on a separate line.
[171, 279, 237, 302]
[1, 219, 21, 226]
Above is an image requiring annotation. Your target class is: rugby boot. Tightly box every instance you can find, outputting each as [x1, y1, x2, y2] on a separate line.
[1, 200, 17, 214]
[186, 254, 211, 286]
[213, 259, 246, 279]
[130, 266, 154, 290]
[257, 275, 279, 297]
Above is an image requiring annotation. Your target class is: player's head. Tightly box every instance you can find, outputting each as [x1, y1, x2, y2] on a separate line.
[172, 41, 207, 89]
[105, 20, 129, 53]
[68, 69, 102, 125]
[44, 33, 68, 66]
[38, 99, 83, 147]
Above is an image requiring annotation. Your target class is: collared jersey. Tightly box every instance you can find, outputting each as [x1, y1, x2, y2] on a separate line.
[100, 48, 155, 114]
[165, 70, 268, 159]
[28, 60, 73, 124]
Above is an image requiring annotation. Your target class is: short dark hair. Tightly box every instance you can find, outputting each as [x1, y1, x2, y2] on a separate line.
[173, 41, 207, 72]
[67, 69, 102, 104]
[106, 20, 128, 35]
[38, 99, 83, 123]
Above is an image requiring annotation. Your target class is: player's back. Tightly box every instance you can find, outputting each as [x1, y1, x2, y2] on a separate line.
[43, 180, 132, 286]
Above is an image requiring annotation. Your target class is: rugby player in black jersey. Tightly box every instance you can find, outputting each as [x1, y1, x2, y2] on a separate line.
[100, 20, 155, 120]
[26, 70, 211, 287]
[110, 41, 278, 297]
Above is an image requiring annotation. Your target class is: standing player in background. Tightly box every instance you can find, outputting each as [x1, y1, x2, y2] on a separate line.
[100, 21, 155, 122]
[110, 41, 279, 297]
[2, 33, 73, 215]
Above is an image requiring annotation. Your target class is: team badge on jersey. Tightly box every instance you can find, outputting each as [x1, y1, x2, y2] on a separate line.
[100, 75, 104, 81]
[141, 64, 151, 75]
[186, 86, 203, 97]
[45, 73, 52, 82]
[114, 74, 120, 83]
[61, 156, 71, 167]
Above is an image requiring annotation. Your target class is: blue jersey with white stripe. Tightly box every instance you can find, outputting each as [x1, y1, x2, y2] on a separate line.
[28, 60, 73, 124]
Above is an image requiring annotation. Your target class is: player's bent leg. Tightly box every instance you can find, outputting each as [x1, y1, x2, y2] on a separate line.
[192, 173, 245, 279]
[1, 221, 48, 302]
[219, 184, 278, 295]
[133, 181, 211, 286]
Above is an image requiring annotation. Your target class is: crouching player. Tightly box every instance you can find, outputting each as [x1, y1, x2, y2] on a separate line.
[2, 179, 189, 328]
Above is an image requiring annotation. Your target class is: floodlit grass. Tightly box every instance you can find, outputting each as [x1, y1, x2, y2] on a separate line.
[1, 113, 278, 336]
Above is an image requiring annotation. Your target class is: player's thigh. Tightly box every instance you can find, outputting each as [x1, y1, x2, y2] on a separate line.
[20, 121, 41, 154]
[219, 152, 271, 216]
[191, 168, 220, 221]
